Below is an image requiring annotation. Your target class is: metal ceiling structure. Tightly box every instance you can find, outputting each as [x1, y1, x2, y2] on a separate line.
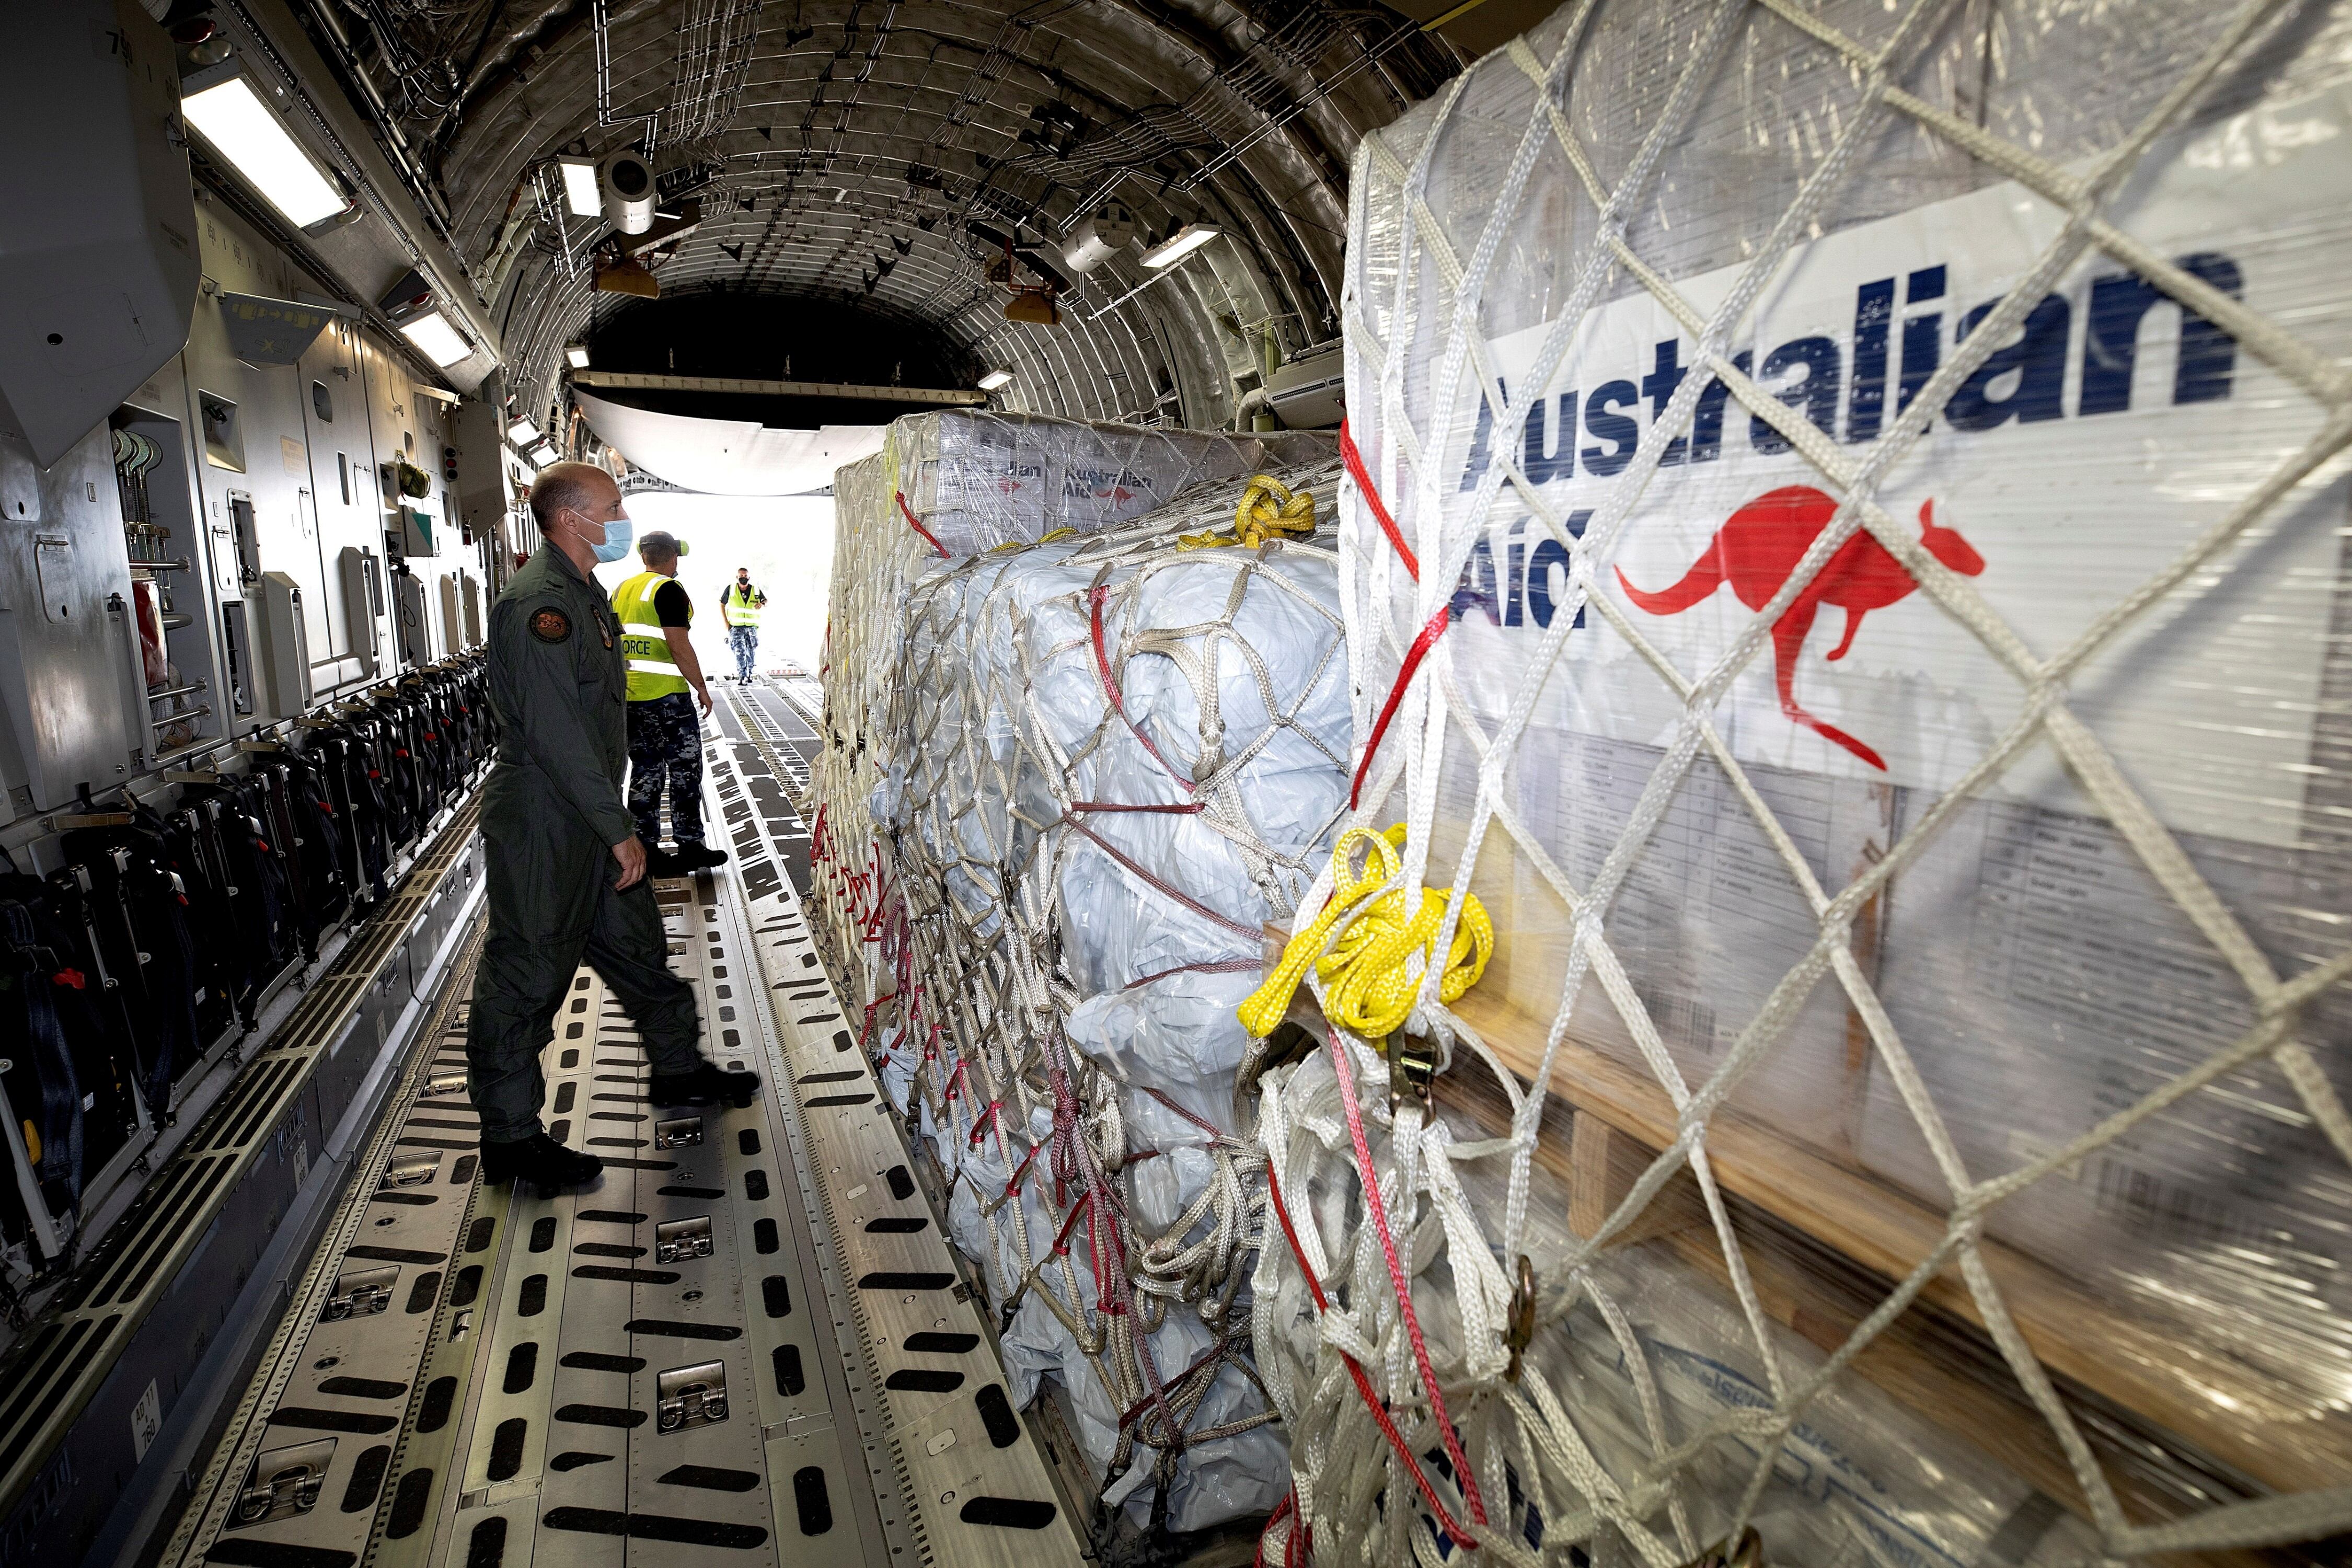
[272, 0, 1466, 435]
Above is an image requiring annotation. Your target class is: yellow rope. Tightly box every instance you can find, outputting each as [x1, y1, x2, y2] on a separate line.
[992, 527, 1077, 554]
[1238, 824, 1493, 1042]
[1177, 475, 1318, 551]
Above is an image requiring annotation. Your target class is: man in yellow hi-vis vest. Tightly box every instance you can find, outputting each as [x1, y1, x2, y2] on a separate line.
[612, 531, 725, 874]
[721, 566, 766, 682]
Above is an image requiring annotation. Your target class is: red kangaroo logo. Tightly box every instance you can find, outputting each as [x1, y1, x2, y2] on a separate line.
[1613, 485, 1985, 770]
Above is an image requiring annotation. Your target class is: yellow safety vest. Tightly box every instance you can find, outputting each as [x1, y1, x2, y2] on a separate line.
[612, 570, 691, 701]
[722, 582, 763, 628]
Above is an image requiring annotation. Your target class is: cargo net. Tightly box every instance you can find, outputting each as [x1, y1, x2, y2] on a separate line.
[820, 459, 1349, 1537]
[1258, 2, 2352, 1566]
[812, 412, 1331, 999]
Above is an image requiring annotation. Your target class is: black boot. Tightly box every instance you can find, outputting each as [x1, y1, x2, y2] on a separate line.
[642, 845, 684, 879]
[672, 842, 728, 871]
[649, 1060, 759, 1108]
[480, 1133, 604, 1192]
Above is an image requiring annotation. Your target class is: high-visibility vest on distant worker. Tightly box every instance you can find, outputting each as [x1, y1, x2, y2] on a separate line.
[612, 570, 691, 701]
[722, 582, 764, 628]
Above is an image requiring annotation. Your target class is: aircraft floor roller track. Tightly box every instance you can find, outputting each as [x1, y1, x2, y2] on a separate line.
[164, 684, 1086, 1568]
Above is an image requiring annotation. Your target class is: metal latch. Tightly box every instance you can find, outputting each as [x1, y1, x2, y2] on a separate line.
[653, 1116, 703, 1150]
[423, 1069, 468, 1098]
[321, 1264, 398, 1321]
[381, 1151, 441, 1189]
[654, 1216, 713, 1264]
[656, 1362, 729, 1433]
[1388, 1032, 1438, 1115]
[232, 1438, 335, 1527]
[1504, 1254, 1537, 1382]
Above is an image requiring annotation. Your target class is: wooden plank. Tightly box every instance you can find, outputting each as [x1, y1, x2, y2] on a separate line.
[1254, 923, 2348, 1505]
[1446, 986, 2352, 1497]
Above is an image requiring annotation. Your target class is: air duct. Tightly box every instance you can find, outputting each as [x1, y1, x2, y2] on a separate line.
[601, 149, 655, 235]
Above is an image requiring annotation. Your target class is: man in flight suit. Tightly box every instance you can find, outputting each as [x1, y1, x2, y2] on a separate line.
[469, 462, 756, 1192]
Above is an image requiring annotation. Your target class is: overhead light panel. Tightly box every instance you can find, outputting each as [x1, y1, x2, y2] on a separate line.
[399, 309, 474, 368]
[525, 439, 559, 466]
[506, 416, 541, 445]
[977, 369, 1014, 391]
[557, 154, 601, 218]
[566, 343, 591, 369]
[1139, 222, 1220, 270]
[181, 72, 347, 229]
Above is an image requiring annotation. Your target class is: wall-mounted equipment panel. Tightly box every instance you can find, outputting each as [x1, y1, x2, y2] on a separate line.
[0, 1, 201, 467]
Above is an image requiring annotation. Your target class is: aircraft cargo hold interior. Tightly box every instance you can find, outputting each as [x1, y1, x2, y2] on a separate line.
[7, 2, 2352, 1568]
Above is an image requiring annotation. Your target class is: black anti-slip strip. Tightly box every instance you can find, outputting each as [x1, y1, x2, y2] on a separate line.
[266, 1408, 398, 1434]
[555, 1403, 647, 1428]
[541, 1508, 766, 1549]
[205, 1543, 357, 1568]
[549, 1451, 615, 1472]
[622, 1318, 741, 1341]
[344, 1245, 443, 1265]
[857, 1272, 953, 1290]
[658, 1465, 761, 1493]
[958, 1496, 1058, 1530]
[571, 1265, 680, 1284]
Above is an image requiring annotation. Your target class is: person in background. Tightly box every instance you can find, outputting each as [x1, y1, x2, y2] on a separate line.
[468, 463, 755, 1193]
[722, 566, 767, 682]
[613, 531, 726, 875]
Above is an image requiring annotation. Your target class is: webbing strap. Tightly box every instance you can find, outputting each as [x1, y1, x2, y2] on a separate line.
[1349, 607, 1448, 810]
[894, 490, 950, 558]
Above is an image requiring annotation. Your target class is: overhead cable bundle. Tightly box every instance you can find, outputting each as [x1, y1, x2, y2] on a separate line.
[1266, 0, 2352, 1564]
[850, 448, 1346, 1538]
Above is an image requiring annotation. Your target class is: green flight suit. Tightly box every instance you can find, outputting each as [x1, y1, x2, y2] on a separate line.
[468, 542, 701, 1144]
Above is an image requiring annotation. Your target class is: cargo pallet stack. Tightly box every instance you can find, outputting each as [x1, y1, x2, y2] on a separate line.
[810, 414, 1340, 1550]
[1255, 0, 2352, 1565]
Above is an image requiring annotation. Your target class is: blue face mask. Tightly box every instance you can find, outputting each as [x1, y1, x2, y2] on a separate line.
[583, 512, 632, 563]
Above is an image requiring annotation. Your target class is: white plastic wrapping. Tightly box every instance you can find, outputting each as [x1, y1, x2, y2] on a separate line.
[814, 423, 1346, 1537]
[1267, 0, 2352, 1562]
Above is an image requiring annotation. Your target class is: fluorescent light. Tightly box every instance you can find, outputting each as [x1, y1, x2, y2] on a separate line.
[507, 416, 541, 444]
[525, 439, 559, 465]
[182, 74, 347, 228]
[566, 343, 591, 369]
[558, 154, 601, 218]
[977, 368, 1013, 392]
[1139, 222, 1220, 270]
[399, 308, 472, 367]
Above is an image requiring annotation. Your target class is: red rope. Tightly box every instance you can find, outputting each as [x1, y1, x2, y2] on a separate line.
[1340, 419, 1417, 582]
[1323, 1038, 1487, 1532]
[1088, 583, 1194, 791]
[895, 490, 950, 558]
[1060, 814, 1263, 941]
[1264, 1165, 1481, 1550]
[1348, 607, 1449, 810]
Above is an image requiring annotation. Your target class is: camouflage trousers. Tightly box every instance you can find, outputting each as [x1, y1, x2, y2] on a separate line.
[625, 690, 706, 847]
[728, 625, 758, 682]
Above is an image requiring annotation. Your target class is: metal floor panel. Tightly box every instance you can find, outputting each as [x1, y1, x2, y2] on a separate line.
[710, 687, 1091, 1568]
[165, 714, 1087, 1568]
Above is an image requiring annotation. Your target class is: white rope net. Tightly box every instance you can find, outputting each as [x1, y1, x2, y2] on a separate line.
[812, 418, 1344, 1537]
[1260, 0, 2352, 1564]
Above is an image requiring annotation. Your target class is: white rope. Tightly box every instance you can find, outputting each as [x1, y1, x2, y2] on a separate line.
[1261, 0, 2352, 1562]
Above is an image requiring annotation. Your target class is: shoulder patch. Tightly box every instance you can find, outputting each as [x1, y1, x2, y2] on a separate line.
[529, 606, 572, 643]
